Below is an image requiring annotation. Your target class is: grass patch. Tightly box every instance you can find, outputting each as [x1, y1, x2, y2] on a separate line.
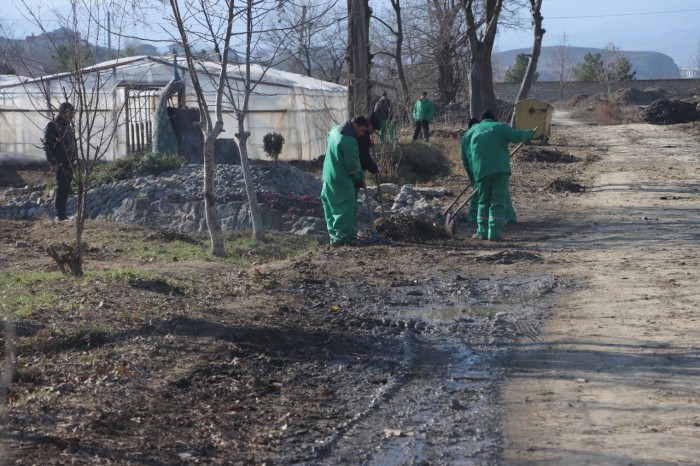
[87, 221, 320, 267]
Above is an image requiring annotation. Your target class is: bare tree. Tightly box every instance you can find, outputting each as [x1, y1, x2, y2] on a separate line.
[12, 0, 127, 275]
[427, 0, 467, 105]
[266, 1, 341, 78]
[372, 0, 410, 102]
[461, 0, 503, 117]
[166, 0, 235, 252]
[549, 31, 571, 99]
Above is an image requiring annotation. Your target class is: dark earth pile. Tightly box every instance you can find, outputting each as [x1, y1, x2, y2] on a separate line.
[517, 147, 578, 163]
[612, 87, 669, 106]
[375, 215, 449, 242]
[473, 250, 544, 265]
[641, 99, 700, 125]
[546, 178, 586, 193]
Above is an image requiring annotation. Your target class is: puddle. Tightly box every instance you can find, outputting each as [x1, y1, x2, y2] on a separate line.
[423, 303, 496, 322]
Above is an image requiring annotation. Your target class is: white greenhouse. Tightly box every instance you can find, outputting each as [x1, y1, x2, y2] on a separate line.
[0, 55, 348, 163]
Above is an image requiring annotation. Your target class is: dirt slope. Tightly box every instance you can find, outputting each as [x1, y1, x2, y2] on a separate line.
[503, 120, 700, 464]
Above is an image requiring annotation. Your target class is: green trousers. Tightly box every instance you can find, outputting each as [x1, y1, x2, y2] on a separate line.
[475, 173, 509, 240]
[321, 182, 358, 244]
[469, 183, 516, 224]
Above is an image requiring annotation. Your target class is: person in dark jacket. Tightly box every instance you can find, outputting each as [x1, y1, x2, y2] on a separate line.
[357, 111, 381, 176]
[43, 102, 77, 221]
[373, 92, 394, 143]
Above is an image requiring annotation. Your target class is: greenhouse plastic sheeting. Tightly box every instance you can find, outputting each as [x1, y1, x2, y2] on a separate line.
[0, 56, 347, 163]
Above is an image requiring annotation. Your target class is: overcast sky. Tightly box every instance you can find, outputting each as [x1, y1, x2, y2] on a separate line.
[496, 0, 700, 67]
[6, 0, 700, 68]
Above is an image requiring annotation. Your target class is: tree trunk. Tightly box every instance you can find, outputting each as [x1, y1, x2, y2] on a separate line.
[203, 125, 225, 256]
[463, 0, 502, 118]
[512, 0, 544, 126]
[237, 123, 265, 241]
[390, 0, 410, 103]
[515, 0, 544, 103]
[348, 0, 371, 117]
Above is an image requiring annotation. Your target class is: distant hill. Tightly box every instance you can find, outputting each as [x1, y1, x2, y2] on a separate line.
[493, 46, 681, 81]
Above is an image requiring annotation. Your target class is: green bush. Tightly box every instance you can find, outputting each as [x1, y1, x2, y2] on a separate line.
[263, 132, 285, 165]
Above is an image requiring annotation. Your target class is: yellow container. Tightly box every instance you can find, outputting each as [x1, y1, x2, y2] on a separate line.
[514, 98, 554, 141]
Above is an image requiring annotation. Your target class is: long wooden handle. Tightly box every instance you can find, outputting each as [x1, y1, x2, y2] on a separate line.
[442, 181, 472, 215]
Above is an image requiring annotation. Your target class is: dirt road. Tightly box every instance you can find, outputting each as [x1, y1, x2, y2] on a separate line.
[503, 120, 700, 465]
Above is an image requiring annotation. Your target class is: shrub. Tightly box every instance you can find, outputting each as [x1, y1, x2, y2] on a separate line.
[263, 132, 285, 166]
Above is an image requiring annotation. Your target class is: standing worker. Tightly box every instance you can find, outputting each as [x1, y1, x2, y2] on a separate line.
[468, 110, 534, 241]
[460, 117, 481, 223]
[373, 92, 394, 144]
[412, 91, 435, 143]
[43, 102, 77, 222]
[321, 115, 370, 247]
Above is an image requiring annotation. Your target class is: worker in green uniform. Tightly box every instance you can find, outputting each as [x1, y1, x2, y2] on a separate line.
[321, 115, 370, 246]
[460, 117, 480, 223]
[412, 91, 436, 142]
[468, 110, 534, 241]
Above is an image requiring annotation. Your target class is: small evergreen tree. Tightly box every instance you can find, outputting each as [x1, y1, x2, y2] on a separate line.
[263, 132, 285, 166]
[504, 53, 538, 83]
[573, 52, 605, 82]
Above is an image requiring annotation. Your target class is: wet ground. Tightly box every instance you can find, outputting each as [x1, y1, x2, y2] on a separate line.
[2, 112, 699, 464]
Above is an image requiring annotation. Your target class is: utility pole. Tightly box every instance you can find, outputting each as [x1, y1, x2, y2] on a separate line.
[347, 0, 371, 118]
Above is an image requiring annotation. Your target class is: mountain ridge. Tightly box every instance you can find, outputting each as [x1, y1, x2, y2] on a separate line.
[494, 46, 681, 81]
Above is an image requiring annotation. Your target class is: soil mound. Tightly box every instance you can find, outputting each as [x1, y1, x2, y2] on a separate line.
[641, 99, 699, 125]
[518, 147, 578, 163]
[375, 215, 449, 242]
[613, 87, 669, 106]
[546, 178, 585, 193]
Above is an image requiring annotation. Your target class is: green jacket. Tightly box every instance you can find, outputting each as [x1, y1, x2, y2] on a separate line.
[322, 122, 364, 188]
[468, 119, 533, 181]
[460, 125, 479, 182]
[412, 98, 435, 122]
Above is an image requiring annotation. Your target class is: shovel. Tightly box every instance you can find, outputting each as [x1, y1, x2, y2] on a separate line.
[445, 187, 479, 238]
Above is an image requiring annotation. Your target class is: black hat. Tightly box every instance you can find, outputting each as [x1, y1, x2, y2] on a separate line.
[368, 111, 381, 130]
[58, 102, 74, 114]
